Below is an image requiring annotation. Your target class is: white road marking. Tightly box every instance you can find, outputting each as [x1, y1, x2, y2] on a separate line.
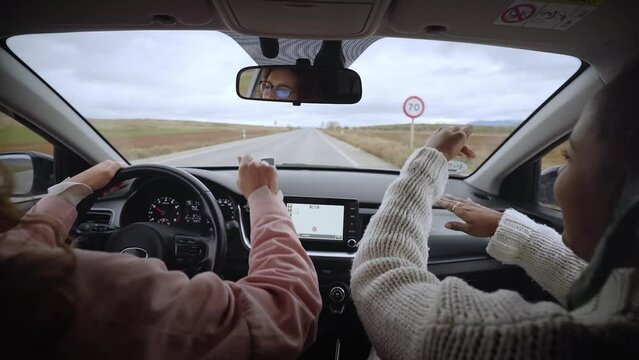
[317, 131, 359, 167]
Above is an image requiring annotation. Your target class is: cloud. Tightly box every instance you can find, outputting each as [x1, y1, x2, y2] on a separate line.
[8, 31, 580, 127]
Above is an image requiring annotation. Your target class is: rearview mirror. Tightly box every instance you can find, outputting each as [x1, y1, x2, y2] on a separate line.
[236, 65, 362, 105]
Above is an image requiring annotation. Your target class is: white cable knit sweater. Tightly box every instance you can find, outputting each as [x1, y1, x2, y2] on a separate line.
[351, 147, 639, 360]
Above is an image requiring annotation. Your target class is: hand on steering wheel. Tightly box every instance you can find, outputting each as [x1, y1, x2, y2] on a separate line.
[70, 160, 123, 192]
[74, 163, 227, 276]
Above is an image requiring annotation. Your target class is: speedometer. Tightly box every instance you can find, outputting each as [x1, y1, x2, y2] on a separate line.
[147, 196, 181, 226]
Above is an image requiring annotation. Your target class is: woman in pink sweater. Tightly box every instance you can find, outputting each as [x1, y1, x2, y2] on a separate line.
[0, 155, 321, 359]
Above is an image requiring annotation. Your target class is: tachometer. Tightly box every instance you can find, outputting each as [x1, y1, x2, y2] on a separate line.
[148, 196, 181, 226]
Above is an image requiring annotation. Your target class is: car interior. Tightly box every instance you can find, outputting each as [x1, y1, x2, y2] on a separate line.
[1, 0, 637, 358]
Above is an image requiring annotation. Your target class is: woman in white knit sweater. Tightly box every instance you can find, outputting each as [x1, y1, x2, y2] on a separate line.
[350, 64, 639, 359]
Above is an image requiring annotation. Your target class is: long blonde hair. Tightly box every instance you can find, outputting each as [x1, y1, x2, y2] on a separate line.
[0, 164, 76, 353]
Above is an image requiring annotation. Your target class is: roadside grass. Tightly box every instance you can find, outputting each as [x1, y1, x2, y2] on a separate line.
[0, 114, 289, 160]
[326, 125, 567, 173]
[0, 113, 54, 154]
[541, 141, 568, 171]
[324, 125, 512, 173]
[89, 119, 288, 160]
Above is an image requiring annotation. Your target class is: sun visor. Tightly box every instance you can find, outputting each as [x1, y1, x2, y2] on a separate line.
[213, 0, 391, 38]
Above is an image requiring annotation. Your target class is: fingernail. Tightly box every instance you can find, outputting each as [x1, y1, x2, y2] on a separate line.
[445, 223, 452, 229]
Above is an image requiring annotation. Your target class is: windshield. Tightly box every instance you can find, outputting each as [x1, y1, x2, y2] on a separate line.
[7, 31, 580, 174]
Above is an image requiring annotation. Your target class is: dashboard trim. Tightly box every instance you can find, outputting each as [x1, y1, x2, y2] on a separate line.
[237, 204, 491, 264]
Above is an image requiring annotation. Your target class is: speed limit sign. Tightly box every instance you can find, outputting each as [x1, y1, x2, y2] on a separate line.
[403, 96, 425, 118]
[403, 96, 425, 149]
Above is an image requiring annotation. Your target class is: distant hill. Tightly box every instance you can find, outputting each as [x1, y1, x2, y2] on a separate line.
[470, 120, 521, 127]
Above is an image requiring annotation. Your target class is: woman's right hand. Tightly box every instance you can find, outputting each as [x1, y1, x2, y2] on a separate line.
[424, 126, 476, 161]
[237, 155, 278, 198]
[436, 194, 503, 237]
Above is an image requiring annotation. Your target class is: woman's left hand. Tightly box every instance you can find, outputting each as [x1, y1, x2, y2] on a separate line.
[70, 160, 123, 191]
[437, 194, 503, 237]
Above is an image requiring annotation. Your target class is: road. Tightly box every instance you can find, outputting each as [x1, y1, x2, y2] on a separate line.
[137, 128, 398, 169]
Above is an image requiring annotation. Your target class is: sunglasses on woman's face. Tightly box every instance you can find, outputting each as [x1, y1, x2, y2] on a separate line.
[259, 81, 293, 99]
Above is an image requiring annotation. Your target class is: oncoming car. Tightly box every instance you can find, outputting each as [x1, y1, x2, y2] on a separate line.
[1, 0, 637, 359]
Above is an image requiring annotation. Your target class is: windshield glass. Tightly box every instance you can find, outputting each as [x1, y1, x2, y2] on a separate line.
[7, 31, 580, 174]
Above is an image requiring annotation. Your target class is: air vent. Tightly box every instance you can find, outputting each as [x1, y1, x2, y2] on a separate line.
[359, 214, 373, 234]
[84, 210, 112, 225]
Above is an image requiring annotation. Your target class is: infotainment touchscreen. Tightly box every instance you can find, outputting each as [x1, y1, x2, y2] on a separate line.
[287, 203, 344, 241]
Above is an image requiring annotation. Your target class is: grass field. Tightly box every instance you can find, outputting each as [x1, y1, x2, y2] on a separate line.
[0, 113, 55, 155]
[89, 119, 287, 160]
[0, 113, 287, 160]
[325, 124, 567, 174]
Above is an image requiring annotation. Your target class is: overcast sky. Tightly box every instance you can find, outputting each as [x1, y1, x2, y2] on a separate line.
[8, 31, 580, 127]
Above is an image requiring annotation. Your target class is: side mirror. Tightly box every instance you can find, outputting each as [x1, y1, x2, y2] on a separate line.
[0, 152, 55, 197]
[539, 165, 561, 209]
[236, 65, 362, 105]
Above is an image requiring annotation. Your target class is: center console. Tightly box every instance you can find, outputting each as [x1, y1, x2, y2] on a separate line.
[284, 196, 360, 253]
[239, 196, 362, 255]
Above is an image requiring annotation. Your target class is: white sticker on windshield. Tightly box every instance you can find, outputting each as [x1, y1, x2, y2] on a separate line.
[493, 0, 601, 30]
[447, 161, 468, 175]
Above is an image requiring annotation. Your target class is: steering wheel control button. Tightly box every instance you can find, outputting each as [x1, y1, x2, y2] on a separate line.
[77, 223, 114, 233]
[329, 286, 346, 303]
[174, 236, 208, 267]
[77, 223, 94, 233]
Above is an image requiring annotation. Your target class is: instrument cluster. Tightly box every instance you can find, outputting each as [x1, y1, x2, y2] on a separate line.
[120, 178, 237, 230]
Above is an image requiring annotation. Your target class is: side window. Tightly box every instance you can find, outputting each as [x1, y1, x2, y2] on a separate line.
[0, 111, 55, 197]
[538, 140, 568, 210]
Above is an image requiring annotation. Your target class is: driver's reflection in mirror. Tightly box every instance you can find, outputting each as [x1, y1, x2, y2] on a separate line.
[259, 68, 299, 100]
[257, 67, 321, 102]
[0, 159, 322, 359]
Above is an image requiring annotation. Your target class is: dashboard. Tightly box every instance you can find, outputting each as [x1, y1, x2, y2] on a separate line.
[91, 168, 554, 360]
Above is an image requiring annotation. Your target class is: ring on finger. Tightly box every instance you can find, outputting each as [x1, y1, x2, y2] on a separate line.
[451, 201, 461, 211]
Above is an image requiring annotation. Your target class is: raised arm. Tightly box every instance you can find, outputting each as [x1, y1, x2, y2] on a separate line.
[350, 129, 577, 359]
[351, 128, 467, 358]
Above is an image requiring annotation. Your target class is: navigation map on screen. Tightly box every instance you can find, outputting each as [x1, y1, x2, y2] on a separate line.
[287, 203, 344, 241]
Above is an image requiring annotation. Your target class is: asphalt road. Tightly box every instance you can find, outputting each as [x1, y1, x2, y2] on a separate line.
[138, 128, 398, 169]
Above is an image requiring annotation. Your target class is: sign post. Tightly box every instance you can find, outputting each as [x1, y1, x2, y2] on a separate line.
[403, 96, 425, 149]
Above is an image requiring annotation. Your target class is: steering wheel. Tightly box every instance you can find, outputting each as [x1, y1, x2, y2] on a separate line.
[75, 164, 227, 275]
